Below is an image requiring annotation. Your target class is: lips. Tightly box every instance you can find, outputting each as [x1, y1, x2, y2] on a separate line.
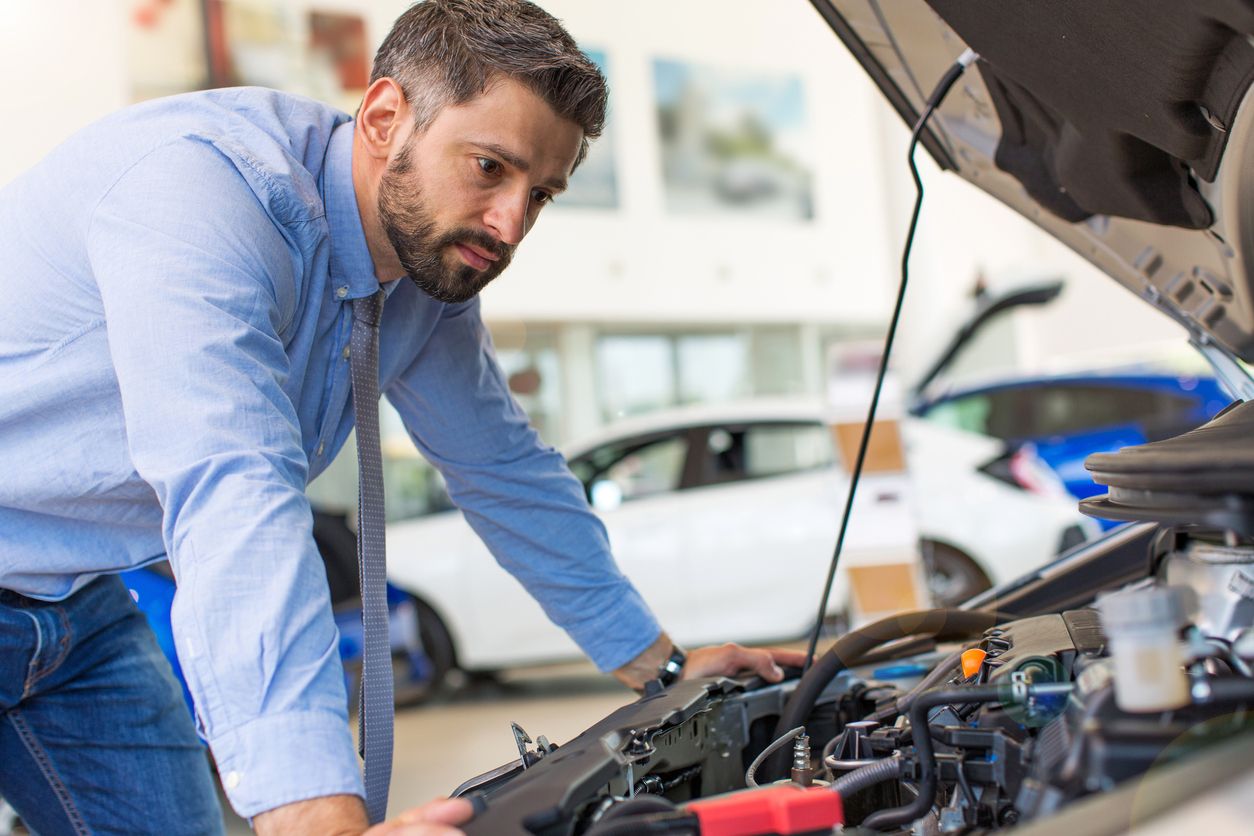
[453, 242, 499, 271]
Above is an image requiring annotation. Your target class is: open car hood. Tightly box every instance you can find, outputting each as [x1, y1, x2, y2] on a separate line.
[814, 0, 1254, 391]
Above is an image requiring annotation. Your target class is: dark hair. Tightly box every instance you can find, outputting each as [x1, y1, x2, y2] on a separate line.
[371, 0, 607, 168]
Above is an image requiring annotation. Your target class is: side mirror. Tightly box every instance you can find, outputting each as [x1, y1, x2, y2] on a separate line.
[590, 479, 624, 512]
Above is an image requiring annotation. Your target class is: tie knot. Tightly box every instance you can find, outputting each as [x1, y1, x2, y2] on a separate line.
[352, 289, 386, 327]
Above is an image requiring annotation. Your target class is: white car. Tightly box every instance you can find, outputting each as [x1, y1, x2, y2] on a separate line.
[385, 399, 1098, 684]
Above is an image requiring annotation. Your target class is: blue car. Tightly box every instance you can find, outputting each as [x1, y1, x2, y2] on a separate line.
[909, 282, 1232, 524]
[121, 508, 447, 719]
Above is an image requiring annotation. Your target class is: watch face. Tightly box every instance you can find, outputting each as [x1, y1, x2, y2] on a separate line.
[659, 647, 686, 685]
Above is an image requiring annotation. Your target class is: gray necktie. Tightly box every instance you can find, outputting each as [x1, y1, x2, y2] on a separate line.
[350, 288, 393, 824]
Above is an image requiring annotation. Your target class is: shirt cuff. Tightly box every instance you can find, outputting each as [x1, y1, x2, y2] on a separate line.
[207, 709, 364, 819]
[567, 581, 663, 673]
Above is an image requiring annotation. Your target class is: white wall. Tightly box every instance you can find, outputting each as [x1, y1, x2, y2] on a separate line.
[0, 1, 128, 186]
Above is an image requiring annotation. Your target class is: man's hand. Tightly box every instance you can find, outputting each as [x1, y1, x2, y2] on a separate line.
[253, 794, 473, 836]
[613, 632, 811, 691]
[367, 797, 473, 835]
[681, 643, 811, 684]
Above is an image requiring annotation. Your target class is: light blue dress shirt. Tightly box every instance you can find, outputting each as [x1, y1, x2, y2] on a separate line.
[0, 87, 659, 817]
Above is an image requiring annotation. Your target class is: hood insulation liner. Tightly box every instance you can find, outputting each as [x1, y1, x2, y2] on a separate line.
[926, 0, 1254, 229]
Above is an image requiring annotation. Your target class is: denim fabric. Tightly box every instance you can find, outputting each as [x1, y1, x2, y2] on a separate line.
[0, 576, 223, 835]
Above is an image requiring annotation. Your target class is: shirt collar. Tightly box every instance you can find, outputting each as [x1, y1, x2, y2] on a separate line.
[323, 120, 383, 301]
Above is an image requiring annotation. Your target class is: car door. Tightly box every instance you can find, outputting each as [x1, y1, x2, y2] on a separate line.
[567, 429, 701, 636]
[675, 421, 843, 644]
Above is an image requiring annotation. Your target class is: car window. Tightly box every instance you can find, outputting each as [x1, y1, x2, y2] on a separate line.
[570, 434, 689, 503]
[924, 394, 994, 436]
[1028, 385, 1196, 438]
[700, 422, 835, 486]
[925, 384, 1198, 441]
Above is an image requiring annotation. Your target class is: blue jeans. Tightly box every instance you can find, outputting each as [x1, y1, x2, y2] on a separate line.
[0, 575, 224, 835]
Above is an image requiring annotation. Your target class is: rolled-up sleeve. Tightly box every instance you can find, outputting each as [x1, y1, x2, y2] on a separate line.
[385, 299, 661, 672]
[86, 139, 362, 816]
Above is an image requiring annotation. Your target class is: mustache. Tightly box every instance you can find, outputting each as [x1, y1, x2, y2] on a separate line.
[438, 227, 511, 262]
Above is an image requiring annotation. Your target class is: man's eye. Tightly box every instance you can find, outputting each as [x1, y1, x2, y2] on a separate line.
[477, 157, 501, 176]
[532, 189, 553, 206]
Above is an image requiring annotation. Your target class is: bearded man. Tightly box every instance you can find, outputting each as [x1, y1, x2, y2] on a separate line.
[0, 1, 801, 834]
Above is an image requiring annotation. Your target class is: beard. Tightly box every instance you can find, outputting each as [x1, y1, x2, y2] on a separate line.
[377, 143, 513, 305]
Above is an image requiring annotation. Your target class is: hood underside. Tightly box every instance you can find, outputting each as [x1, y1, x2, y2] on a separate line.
[815, 0, 1254, 365]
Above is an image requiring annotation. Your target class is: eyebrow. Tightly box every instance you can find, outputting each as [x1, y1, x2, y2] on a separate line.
[474, 141, 569, 193]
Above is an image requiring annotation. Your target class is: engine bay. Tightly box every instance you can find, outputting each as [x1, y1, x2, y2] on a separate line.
[451, 523, 1254, 835]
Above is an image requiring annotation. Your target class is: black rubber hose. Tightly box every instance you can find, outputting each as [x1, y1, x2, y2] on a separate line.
[861, 684, 1000, 832]
[862, 682, 1072, 831]
[584, 811, 698, 835]
[1197, 676, 1254, 705]
[830, 755, 904, 796]
[768, 608, 1001, 777]
[876, 649, 963, 723]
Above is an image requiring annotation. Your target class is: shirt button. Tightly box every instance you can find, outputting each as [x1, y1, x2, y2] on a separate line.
[335, 286, 349, 299]
[224, 771, 241, 790]
[316, 442, 325, 457]
[342, 346, 351, 360]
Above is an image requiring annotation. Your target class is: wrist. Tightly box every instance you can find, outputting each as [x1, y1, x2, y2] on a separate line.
[612, 632, 674, 691]
[253, 794, 368, 836]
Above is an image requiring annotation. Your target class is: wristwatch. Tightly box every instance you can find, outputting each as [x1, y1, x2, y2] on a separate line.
[655, 644, 687, 688]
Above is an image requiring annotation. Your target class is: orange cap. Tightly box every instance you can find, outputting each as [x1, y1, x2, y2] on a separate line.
[961, 648, 987, 679]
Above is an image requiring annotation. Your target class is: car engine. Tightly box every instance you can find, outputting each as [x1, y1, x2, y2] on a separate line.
[449, 521, 1254, 835]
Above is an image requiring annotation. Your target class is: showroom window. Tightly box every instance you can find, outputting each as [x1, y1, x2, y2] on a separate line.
[595, 334, 676, 419]
[594, 331, 751, 420]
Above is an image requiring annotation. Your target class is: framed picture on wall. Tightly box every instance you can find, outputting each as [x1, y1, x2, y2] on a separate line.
[654, 59, 814, 221]
[554, 48, 620, 210]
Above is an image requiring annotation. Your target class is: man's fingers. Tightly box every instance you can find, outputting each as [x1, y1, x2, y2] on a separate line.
[367, 797, 472, 836]
[398, 798, 475, 826]
[682, 643, 815, 683]
[721, 644, 811, 681]
[737, 646, 785, 681]
[394, 825, 465, 836]
[766, 647, 812, 669]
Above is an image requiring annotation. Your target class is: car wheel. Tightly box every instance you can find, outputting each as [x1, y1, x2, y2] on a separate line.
[920, 540, 992, 607]
[392, 596, 456, 707]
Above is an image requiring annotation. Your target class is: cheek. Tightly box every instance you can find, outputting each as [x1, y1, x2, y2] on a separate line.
[524, 208, 541, 235]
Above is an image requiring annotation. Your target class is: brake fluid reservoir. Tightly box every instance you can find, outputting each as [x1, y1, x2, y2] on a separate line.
[1097, 587, 1188, 713]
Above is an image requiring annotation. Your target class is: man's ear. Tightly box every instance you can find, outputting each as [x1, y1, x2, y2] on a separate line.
[356, 77, 410, 161]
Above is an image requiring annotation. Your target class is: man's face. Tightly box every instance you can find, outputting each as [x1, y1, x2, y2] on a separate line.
[377, 77, 584, 304]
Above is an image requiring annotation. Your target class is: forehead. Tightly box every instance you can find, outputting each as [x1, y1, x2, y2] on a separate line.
[420, 77, 585, 178]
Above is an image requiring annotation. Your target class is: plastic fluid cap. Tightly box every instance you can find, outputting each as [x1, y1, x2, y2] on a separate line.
[1097, 587, 1189, 713]
[961, 648, 987, 678]
[1097, 586, 1185, 630]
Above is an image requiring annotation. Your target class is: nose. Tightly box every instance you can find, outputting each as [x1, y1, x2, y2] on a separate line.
[483, 188, 531, 247]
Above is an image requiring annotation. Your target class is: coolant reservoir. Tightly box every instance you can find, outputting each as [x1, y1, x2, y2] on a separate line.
[1097, 587, 1189, 713]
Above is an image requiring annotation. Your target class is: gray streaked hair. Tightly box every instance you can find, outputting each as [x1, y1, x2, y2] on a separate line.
[370, 0, 607, 169]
